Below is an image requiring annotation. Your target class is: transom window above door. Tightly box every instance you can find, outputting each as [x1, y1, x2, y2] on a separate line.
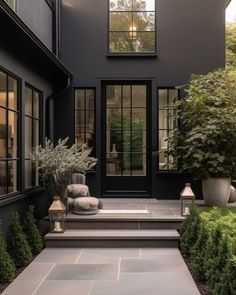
[109, 0, 156, 54]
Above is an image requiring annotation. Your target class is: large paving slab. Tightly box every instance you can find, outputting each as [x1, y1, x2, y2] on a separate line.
[2, 247, 200, 295]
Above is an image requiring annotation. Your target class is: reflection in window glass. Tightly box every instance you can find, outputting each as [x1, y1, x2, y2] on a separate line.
[106, 84, 147, 176]
[4, 0, 16, 11]
[109, 0, 155, 53]
[0, 69, 18, 196]
[75, 89, 95, 154]
[158, 88, 178, 171]
[24, 85, 41, 189]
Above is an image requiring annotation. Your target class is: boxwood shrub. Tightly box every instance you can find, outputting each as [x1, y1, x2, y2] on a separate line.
[180, 206, 236, 295]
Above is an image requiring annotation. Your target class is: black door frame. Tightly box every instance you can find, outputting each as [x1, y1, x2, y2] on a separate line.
[101, 80, 152, 197]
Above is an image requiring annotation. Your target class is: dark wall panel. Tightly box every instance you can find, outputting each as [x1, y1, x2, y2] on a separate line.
[16, 0, 53, 50]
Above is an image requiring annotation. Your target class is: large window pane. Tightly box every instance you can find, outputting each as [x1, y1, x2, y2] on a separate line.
[133, 12, 155, 31]
[8, 160, 17, 193]
[106, 85, 121, 107]
[0, 108, 7, 158]
[0, 72, 7, 108]
[8, 111, 17, 158]
[0, 161, 7, 195]
[25, 117, 32, 159]
[135, 32, 155, 52]
[110, 0, 132, 11]
[25, 160, 32, 189]
[109, 32, 132, 52]
[133, 0, 155, 11]
[8, 77, 18, 110]
[33, 92, 40, 119]
[110, 12, 132, 31]
[25, 87, 32, 116]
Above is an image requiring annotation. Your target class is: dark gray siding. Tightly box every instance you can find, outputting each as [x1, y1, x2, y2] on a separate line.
[16, 0, 53, 50]
[0, 47, 53, 234]
[57, 0, 225, 198]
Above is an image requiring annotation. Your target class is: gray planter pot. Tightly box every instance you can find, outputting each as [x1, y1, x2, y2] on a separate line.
[202, 178, 231, 206]
[229, 185, 236, 203]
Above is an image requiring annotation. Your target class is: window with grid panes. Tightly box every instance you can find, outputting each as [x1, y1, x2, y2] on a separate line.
[24, 85, 41, 189]
[158, 88, 178, 171]
[0, 69, 19, 196]
[109, 0, 155, 53]
[75, 89, 95, 154]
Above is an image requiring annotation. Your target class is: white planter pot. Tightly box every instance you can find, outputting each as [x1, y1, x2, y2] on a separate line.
[202, 178, 231, 206]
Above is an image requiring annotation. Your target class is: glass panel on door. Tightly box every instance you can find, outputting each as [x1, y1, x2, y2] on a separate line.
[106, 84, 147, 177]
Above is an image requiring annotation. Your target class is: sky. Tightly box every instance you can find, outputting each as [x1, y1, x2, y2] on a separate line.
[226, 0, 236, 22]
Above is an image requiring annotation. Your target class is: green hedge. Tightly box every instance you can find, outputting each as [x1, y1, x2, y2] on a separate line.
[180, 206, 236, 295]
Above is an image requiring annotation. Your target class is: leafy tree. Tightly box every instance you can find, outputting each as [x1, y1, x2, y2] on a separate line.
[164, 69, 236, 179]
[226, 19, 236, 70]
[0, 223, 15, 282]
[24, 206, 44, 255]
[8, 212, 32, 268]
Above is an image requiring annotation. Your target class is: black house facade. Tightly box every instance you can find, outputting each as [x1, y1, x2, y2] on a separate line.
[0, 0, 227, 231]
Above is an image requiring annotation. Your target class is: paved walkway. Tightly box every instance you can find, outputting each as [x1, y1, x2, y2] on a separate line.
[2, 247, 200, 295]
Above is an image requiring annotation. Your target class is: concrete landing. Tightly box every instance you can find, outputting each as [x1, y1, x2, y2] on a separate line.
[2, 248, 200, 295]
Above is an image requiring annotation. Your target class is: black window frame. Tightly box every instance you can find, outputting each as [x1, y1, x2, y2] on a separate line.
[0, 67, 20, 198]
[74, 87, 96, 157]
[157, 87, 179, 172]
[24, 83, 43, 191]
[108, 0, 156, 55]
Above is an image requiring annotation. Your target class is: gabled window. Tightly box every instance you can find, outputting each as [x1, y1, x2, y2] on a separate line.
[158, 88, 178, 171]
[109, 0, 156, 54]
[0, 69, 19, 197]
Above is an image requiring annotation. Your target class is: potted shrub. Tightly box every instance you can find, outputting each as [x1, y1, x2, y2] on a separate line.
[165, 68, 236, 206]
[31, 138, 97, 208]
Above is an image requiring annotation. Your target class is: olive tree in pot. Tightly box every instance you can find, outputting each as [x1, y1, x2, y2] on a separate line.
[31, 138, 97, 210]
[165, 69, 236, 206]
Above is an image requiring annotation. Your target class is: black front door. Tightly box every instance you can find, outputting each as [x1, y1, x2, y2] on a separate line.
[101, 81, 151, 196]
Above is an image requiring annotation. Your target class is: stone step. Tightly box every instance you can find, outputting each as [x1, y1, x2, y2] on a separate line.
[45, 229, 180, 248]
[64, 215, 184, 230]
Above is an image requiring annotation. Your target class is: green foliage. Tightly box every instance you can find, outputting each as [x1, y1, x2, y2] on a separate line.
[23, 206, 44, 255]
[8, 212, 32, 268]
[209, 238, 230, 292]
[190, 223, 209, 281]
[31, 138, 97, 200]
[165, 69, 236, 179]
[226, 19, 236, 70]
[180, 207, 201, 256]
[180, 207, 236, 295]
[0, 224, 15, 283]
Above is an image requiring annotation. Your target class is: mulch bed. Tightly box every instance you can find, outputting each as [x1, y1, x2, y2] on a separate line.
[181, 251, 210, 295]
